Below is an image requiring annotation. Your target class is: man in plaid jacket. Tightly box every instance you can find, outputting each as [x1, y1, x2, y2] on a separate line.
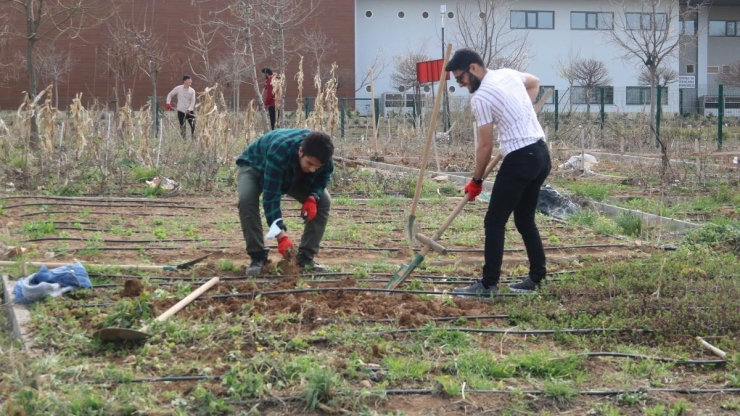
[236, 129, 334, 276]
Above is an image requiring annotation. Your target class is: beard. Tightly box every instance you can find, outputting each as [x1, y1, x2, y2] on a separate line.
[467, 73, 482, 93]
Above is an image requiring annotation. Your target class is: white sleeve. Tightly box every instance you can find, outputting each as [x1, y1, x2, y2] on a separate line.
[166, 86, 179, 104]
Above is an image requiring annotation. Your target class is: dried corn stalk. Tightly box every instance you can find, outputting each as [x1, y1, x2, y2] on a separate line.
[323, 62, 339, 136]
[294, 55, 305, 127]
[116, 90, 136, 155]
[271, 72, 285, 127]
[37, 91, 58, 155]
[15, 86, 51, 148]
[69, 93, 92, 159]
[136, 101, 152, 165]
[306, 72, 324, 131]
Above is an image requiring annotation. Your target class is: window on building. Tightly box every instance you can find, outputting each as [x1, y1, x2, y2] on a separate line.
[572, 86, 614, 105]
[709, 21, 740, 36]
[571, 12, 613, 30]
[511, 11, 554, 29]
[626, 87, 669, 105]
[686, 64, 695, 74]
[626, 12, 666, 30]
[537, 86, 555, 104]
[680, 20, 696, 35]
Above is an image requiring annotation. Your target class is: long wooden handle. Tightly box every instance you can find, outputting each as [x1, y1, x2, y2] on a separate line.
[140, 276, 219, 332]
[410, 43, 453, 217]
[423, 154, 503, 249]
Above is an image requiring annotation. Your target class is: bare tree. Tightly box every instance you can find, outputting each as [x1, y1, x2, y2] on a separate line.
[717, 61, 740, 86]
[638, 65, 677, 87]
[202, 0, 270, 132]
[390, 46, 432, 114]
[453, 0, 530, 70]
[101, 14, 141, 112]
[604, 0, 707, 176]
[252, 0, 320, 127]
[35, 43, 75, 108]
[0, 0, 110, 148]
[127, 24, 169, 141]
[562, 58, 612, 116]
[355, 47, 389, 93]
[300, 28, 336, 79]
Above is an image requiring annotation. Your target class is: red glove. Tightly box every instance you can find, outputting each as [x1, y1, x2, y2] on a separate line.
[277, 235, 294, 258]
[166, 103, 172, 110]
[301, 196, 318, 221]
[464, 179, 483, 201]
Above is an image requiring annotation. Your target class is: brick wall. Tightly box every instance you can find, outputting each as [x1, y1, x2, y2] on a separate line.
[0, 0, 354, 111]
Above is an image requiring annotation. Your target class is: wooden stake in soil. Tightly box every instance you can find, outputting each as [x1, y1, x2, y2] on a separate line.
[369, 68, 380, 159]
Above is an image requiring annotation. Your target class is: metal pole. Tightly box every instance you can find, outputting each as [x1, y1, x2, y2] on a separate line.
[655, 86, 662, 148]
[718, 84, 724, 150]
[554, 90, 559, 133]
[600, 87, 605, 130]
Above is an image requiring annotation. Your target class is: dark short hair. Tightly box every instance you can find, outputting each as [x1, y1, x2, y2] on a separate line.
[445, 49, 485, 72]
[183, 75, 191, 81]
[261, 67, 273, 76]
[302, 131, 334, 165]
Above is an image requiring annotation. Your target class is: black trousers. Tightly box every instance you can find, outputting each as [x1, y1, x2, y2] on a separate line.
[268, 106, 276, 130]
[177, 111, 195, 138]
[481, 140, 551, 288]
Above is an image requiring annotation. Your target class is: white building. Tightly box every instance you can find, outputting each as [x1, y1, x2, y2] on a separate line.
[354, 0, 740, 115]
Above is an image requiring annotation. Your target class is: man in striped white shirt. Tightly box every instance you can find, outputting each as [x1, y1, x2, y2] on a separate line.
[446, 49, 552, 297]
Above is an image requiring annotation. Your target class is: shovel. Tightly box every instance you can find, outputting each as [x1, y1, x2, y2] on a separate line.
[94, 276, 220, 342]
[388, 154, 502, 290]
[0, 253, 211, 272]
[406, 43, 453, 244]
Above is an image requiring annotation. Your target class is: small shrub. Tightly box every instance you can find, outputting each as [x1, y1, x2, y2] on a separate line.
[615, 212, 642, 237]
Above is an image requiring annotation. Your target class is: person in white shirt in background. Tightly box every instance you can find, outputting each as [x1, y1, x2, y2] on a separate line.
[166, 75, 196, 139]
[446, 48, 552, 297]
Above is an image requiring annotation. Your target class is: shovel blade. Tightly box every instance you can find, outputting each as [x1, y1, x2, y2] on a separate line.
[94, 327, 150, 342]
[386, 254, 425, 289]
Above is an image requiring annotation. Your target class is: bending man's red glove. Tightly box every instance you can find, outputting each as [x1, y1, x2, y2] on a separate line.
[301, 196, 318, 221]
[166, 103, 172, 110]
[277, 235, 294, 258]
[464, 179, 483, 201]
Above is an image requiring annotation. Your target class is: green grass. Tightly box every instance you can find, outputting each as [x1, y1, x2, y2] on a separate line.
[569, 182, 611, 201]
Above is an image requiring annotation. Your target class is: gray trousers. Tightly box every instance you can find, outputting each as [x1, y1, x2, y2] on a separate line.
[237, 165, 331, 259]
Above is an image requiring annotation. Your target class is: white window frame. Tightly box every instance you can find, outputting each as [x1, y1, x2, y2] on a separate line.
[626, 12, 667, 31]
[571, 12, 613, 30]
[626, 86, 669, 105]
[511, 11, 555, 29]
[572, 86, 615, 105]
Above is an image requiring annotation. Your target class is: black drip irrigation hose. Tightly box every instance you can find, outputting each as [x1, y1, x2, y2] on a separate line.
[42, 243, 631, 254]
[3, 202, 206, 210]
[79, 287, 540, 307]
[370, 327, 651, 336]
[20, 211, 187, 218]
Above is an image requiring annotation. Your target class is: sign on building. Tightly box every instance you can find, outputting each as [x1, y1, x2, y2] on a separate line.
[679, 76, 696, 89]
